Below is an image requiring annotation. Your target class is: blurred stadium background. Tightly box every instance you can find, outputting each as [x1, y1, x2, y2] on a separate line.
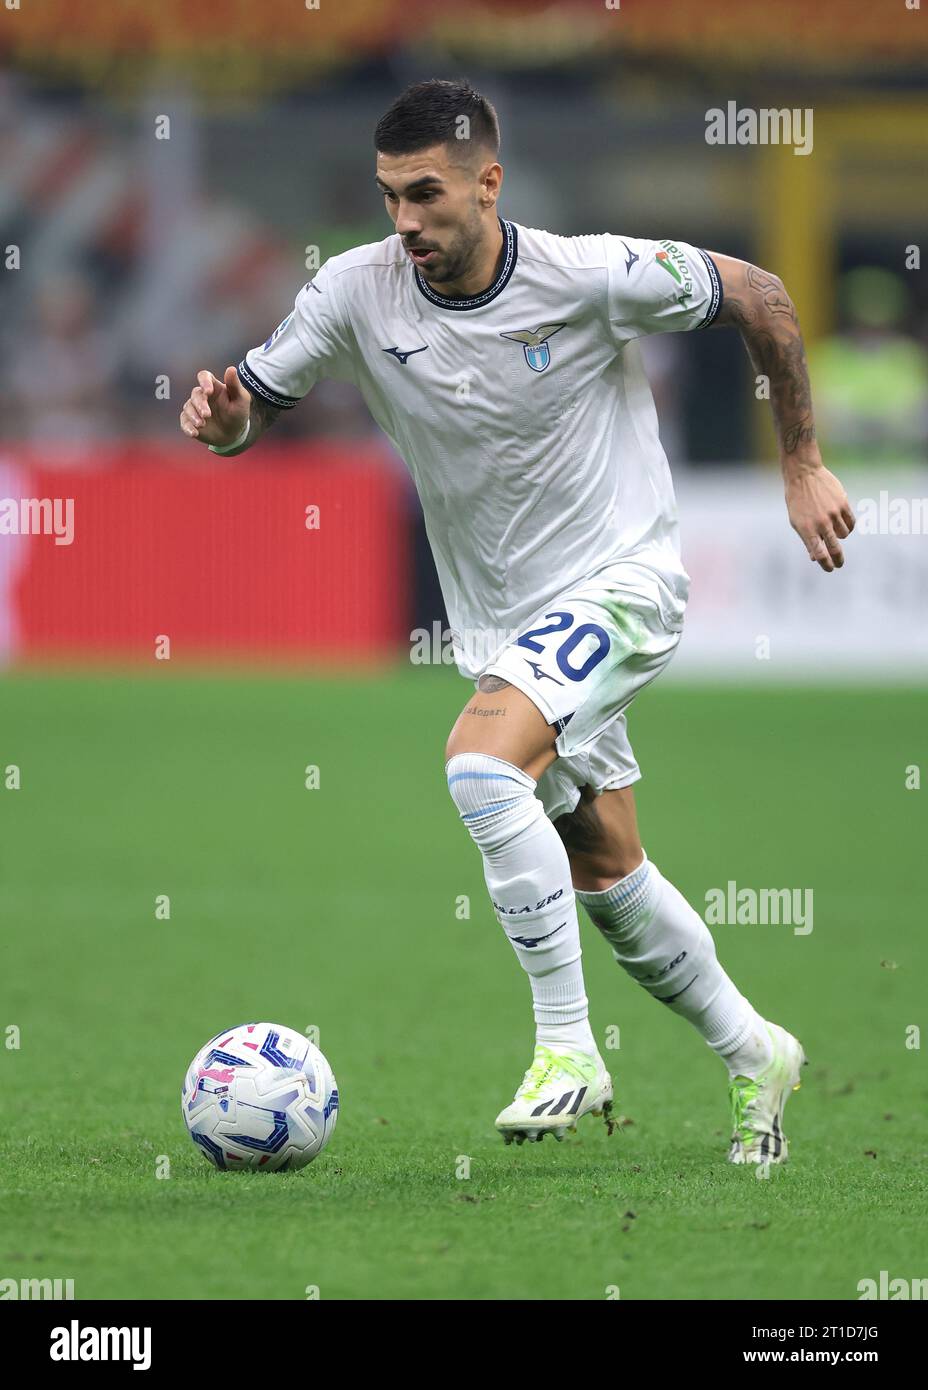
[1, 0, 926, 674]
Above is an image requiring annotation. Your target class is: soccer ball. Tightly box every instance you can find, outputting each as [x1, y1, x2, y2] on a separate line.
[182, 1022, 338, 1172]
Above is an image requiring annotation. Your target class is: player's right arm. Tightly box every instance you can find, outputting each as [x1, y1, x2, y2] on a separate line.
[179, 260, 352, 455]
[179, 365, 281, 455]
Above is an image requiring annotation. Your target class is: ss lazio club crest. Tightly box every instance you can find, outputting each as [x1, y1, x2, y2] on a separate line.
[499, 322, 567, 373]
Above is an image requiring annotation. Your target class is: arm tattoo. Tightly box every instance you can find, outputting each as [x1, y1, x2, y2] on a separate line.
[477, 675, 511, 693]
[714, 262, 816, 458]
[250, 395, 283, 435]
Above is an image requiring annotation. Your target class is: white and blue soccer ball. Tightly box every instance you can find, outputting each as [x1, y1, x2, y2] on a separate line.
[182, 1022, 338, 1172]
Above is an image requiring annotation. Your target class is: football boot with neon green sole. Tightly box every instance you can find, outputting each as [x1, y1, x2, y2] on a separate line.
[495, 1043, 614, 1145]
[727, 1022, 807, 1165]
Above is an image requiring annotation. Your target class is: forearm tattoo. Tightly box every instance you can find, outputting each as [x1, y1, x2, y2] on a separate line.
[716, 263, 816, 457]
[250, 395, 283, 435]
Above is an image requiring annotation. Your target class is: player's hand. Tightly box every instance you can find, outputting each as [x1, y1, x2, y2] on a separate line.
[179, 366, 250, 447]
[785, 464, 855, 572]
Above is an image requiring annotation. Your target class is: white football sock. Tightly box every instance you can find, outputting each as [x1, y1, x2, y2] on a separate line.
[446, 752, 596, 1055]
[576, 854, 774, 1077]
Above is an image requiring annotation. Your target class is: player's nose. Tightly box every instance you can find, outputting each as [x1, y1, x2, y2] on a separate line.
[394, 205, 423, 237]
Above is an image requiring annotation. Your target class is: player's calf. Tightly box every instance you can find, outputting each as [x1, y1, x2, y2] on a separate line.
[555, 785, 645, 887]
[445, 748, 599, 1075]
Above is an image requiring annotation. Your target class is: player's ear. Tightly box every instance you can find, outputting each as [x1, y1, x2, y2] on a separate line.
[481, 160, 503, 203]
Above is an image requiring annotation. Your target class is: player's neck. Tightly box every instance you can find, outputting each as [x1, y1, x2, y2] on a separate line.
[431, 219, 504, 298]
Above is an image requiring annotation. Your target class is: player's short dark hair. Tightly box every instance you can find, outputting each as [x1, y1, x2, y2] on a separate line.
[374, 79, 500, 162]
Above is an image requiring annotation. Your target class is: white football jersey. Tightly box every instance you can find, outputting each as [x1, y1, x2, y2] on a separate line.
[239, 220, 723, 677]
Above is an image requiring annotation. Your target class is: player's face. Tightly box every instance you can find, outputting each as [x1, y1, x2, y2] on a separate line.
[375, 145, 495, 288]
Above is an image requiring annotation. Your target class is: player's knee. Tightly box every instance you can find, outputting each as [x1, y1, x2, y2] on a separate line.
[445, 751, 537, 846]
[445, 750, 530, 817]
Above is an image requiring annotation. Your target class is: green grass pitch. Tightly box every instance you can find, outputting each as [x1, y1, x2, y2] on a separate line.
[1, 669, 925, 1300]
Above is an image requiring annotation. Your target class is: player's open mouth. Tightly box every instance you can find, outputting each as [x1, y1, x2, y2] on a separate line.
[407, 247, 437, 266]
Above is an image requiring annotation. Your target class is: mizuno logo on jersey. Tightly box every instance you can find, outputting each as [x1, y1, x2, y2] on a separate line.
[499, 322, 566, 373]
[382, 345, 429, 365]
[621, 240, 639, 274]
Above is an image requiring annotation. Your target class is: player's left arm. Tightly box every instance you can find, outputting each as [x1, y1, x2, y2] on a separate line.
[706, 251, 855, 572]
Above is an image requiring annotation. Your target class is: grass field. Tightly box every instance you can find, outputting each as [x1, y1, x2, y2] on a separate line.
[1, 669, 925, 1301]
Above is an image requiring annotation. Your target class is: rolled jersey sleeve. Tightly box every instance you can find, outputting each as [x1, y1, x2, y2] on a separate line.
[605, 235, 723, 343]
[238, 260, 353, 411]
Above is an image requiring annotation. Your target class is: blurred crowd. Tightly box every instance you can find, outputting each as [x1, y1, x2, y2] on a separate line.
[1, 70, 926, 470]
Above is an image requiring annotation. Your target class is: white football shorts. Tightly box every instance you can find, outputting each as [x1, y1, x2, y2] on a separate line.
[477, 561, 684, 822]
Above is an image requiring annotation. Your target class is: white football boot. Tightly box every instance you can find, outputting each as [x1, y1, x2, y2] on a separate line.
[727, 1021, 807, 1165]
[495, 1042, 614, 1145]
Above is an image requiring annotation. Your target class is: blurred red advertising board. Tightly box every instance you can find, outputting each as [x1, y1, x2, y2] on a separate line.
[1, 445, 410, 666]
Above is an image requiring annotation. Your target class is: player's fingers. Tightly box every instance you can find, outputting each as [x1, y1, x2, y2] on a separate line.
[841, 503, 856, 532]
[831, 513, 851, 540]
[223, 364, 243, 398]
[822, 525, 844, 567]
[179, 405, 200, 438]
[191, 385, 211, 419]
[805, 532, 834, 572]
[196, 369, 220, 396]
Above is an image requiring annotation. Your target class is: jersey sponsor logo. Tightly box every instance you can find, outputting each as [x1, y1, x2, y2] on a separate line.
[263, 314, 292, 350]
[654, 241, 694, 305]
[621, 240, 640, 274]
[499, 321, 567, 373]
[382, 344, 429, 365]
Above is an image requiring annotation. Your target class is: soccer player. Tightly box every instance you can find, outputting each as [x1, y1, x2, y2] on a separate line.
[180, 80, 855, 1163]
